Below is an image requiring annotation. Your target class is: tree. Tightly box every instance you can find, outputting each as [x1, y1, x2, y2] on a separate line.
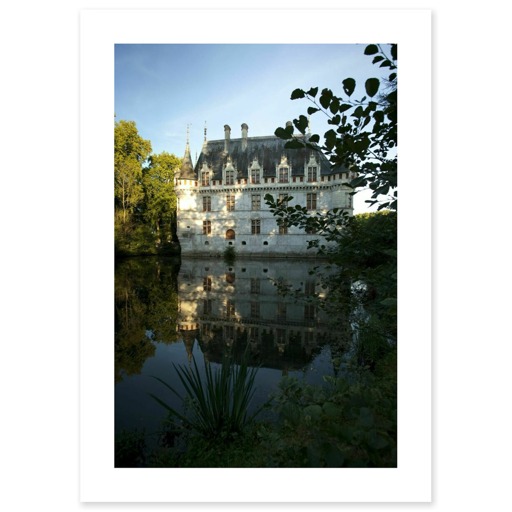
[275, 43, 397, 211]
[143, 152, 181, 244]
[266, 44, 398, 362]
[114, 120, 152, 224]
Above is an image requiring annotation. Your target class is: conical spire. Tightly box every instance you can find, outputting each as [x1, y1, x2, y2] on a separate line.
[179, 124, 195, 179]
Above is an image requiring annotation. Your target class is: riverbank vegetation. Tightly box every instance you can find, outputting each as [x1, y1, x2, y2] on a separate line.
[114, 120, 181, 257]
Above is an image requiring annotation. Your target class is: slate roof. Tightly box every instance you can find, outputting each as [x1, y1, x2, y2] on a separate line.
[192, 133, 340, 181]
[179, 142, 195, 179]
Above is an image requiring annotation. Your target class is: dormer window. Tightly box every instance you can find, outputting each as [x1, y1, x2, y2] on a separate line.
[250, 158, 261, 184]
[278, 166, 289, 183]
[278, 155, 289, 183]
[306, 155, 319, 182]
[200, 162, 211, 186]
[225, 169, 235, 185]
[224, 158, 236, 185]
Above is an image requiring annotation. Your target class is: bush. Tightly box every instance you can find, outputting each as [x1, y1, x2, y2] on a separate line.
[150, 353, 262, 441]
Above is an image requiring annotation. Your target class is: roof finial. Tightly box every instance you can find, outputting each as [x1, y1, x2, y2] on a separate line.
[307, 116, 311, 134]
[204, 121, 207, 141]
[186, 123, 190, 146]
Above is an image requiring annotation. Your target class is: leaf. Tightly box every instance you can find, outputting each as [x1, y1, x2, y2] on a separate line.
[372, 55, 384, 64]
[338, 104, 352, 114]
[307, 107, 320, 115]
[274, 127, 293, 140]
[342, 78, 356, 97]
[303, 404, 322, 419]
[365, 78, 380, 98]
[359, 407, 374, 428]
[294, 115, 309, 134]
[308, 134, 320, 143]
[291, 88, 305, 100]
[306, 86, 319, 98]
[284, 139, 305, 149]
[324, 129, 337, 150]
[319, 88, 333, 109]
[364, 44, 379, 55]
[329, 97, 340, 114]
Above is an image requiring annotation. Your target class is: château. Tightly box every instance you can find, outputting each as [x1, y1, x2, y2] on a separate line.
[175, 123, 355, 256]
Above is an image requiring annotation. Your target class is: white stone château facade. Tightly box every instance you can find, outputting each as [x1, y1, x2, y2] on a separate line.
[175, 123, 355, 257]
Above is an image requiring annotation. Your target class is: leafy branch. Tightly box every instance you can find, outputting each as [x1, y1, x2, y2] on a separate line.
[275, 44, 397, 211]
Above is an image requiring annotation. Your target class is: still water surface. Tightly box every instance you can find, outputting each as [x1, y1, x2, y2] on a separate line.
[115, 256, 347, 442]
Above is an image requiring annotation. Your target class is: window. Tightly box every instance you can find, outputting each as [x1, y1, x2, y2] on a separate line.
[251, 168, 260, 184]
[203, 276, 212, 292]
[226, 194, 235, 211]
[203, 220, 211, 235]
[225, 169, 235, 185]
[278, 193, 289, 206]
[306, 193, 317, 210]
[307, 166, 317, 182]
[251, 194, 261, 210]
[278, 221, 288, 235]
[250, 278, 260, 294]
[203, 299, 212, 315]
[251, 219, 261, 234]
[305, 304, 316, 321]
[226, 300, 236, 319]
[202, 196, 211, 212]
[279, 166, 289, 183]
[277, 303, 287, 321]
[305, 280, 316, 296]
[201, 172, 210, 186]
[250, 302, 260, 319]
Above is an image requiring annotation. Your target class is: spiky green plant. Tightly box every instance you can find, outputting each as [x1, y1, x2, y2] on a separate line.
[150, 353, 261, 439]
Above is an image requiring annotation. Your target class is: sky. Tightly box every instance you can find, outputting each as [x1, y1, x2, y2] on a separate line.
[115, 44, 390, 212]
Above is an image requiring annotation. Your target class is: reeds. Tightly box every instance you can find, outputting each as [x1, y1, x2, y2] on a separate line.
[150, 353, 261, 439]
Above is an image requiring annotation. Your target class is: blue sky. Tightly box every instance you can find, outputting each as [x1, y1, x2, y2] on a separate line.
[115, 43, 390, 211]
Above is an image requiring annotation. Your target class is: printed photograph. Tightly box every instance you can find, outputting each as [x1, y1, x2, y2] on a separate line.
[114, 43, 397, 468]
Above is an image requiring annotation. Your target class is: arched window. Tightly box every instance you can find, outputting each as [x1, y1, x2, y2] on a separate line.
[226, 229, 236, 240]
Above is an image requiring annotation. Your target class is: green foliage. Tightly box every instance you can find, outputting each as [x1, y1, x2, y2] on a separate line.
[115, 257, 180, 382]
[142, 152, 181, 244]
[150, 353, 262, 440]
[114, 120, 182, 256]
[114, 120, 152, 224]
[115, 429, 147, 467]
[275, 44, 397, 211]
[264, 352, 397, 467]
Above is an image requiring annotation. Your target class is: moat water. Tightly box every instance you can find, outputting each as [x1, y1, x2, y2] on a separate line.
[115, 256, 349, 444]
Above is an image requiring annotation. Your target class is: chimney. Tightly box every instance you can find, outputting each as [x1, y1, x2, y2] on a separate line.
[286, 120, 294, 133]
[224, 124, 231, 153]
[241, 123, 248, 150]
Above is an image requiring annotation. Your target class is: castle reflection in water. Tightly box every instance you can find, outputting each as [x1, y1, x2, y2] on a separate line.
[176, 258, 347, 372]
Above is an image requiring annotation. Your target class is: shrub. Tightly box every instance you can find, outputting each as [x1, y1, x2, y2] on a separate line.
[150, 353, 262, 440]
